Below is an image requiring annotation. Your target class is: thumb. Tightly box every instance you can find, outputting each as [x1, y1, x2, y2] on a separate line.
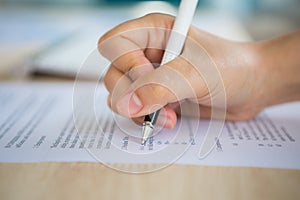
[115, 57, 202, 117]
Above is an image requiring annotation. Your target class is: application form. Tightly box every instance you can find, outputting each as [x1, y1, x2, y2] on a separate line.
[0, 82, 299, 171]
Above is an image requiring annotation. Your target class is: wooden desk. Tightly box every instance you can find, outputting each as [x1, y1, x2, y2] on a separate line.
[0, 163, 299, 200]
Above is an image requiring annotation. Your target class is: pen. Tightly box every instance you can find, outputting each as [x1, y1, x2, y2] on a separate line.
[141, 0, 199, 145]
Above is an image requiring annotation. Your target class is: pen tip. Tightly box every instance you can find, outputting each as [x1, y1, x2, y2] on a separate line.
[141, 139, 147, 146]
[141, 122, 154, 145]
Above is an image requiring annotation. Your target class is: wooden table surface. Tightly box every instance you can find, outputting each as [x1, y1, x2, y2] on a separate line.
[1, 163, 300, 200]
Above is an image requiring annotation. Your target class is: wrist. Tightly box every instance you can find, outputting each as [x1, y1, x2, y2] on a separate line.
[254, 34, 300, 107]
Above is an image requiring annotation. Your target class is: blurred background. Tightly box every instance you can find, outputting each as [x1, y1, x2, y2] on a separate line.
[0, 0, 299, 80]
[1, 0, 299, 39]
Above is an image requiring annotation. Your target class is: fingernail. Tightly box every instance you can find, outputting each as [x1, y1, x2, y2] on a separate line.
[117, 92, 143, 116]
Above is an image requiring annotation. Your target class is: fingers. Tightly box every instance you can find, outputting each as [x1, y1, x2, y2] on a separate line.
[98, 14, 175, 82]
[113, 56, 206, 118]
[98, 13, 175, 54]
[104, 65, 131, 112]
[108, 94, 177, 129]
[99, 14, 213, 124]
[131, 106, 177, 129]
[104, 65, 129, 93]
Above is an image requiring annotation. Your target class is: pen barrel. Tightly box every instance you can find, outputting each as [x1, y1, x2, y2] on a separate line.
[173, 0, 198, 36]
[143, 0, 199, 128]
[162, 0, 199, 65]
[161, 50, 178, 65]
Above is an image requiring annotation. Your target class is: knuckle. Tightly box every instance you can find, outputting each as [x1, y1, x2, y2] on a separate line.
[103, 74, 110, 90]
[103, 67, 114, 91]
[98, 31, 111, 50]
[107, 95, 112, 109]
[146, 84, 168, 104]
[143, 13, 161, 19]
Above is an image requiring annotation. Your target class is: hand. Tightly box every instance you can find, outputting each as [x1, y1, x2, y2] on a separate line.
[97, 13, 278, 129]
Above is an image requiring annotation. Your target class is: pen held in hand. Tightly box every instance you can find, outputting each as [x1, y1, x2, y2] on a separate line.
[141, 0, 199, 145]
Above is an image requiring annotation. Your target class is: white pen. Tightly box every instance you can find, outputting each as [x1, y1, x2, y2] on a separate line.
[141, 0, 199, 145]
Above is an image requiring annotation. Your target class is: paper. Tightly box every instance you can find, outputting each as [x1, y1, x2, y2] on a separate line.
[0, 82, 299, 171]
